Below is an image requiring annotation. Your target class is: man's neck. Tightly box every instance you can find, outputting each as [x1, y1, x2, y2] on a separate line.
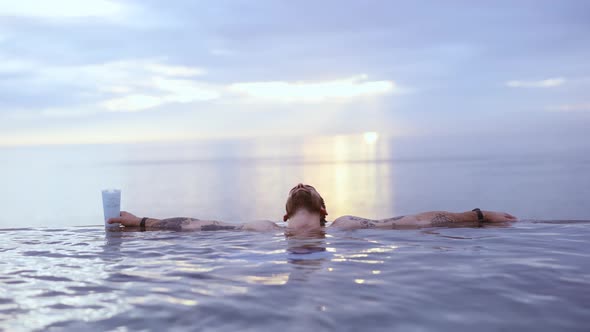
[287, 209, 322, 233]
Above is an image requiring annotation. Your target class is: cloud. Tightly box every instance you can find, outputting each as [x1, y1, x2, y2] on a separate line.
[40, 59, 205, 85]
[145, 64, 205, 77]
[102, 74, 397, 111]
[506, 78, 566, 88]
[102, 78, 220, 112]
[0, 55, 214, 112]
[39, 60, 214, 112]
[546, 103, 590, 112]
[101, 95, 167, 113]
[0, 0, 125, 18]
[2, 51, 400, 114]
[7, 54, 400, 112]
[151, 78, 219, 102]
[39, 107, 99, 118]
[1, 0, 589, 147]
[0, 57, 36, 73]
[229, 75, 398, 102]
[85, 62, 217, 112]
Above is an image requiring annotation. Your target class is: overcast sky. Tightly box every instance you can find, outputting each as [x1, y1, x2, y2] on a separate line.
[0, 0, 589, 146]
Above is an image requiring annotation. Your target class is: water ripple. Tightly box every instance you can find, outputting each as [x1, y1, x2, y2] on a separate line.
[0, 222, 588, 331]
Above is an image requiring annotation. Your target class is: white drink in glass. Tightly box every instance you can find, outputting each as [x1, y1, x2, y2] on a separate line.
[102, 189, 121, 229]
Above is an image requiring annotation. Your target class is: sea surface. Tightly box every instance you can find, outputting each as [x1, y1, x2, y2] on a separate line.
[1, 135, 589, 331]
[1, 134, 589, 227]
[1, 222, 589, 331]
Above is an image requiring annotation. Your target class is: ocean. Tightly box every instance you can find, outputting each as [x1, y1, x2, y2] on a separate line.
[1, 134, 589, 227]
[0, 135, 589, 331]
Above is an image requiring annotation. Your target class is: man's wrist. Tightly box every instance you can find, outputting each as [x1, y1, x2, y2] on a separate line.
[472, 208, 485, 225]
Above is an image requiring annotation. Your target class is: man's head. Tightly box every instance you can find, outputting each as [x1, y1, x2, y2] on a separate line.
[284, 183, 328, 227]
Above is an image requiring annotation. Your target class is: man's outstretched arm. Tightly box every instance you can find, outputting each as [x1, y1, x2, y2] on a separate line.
[108, 211, 279, 231]
[107, 211, 239, 231]
[330, 210, 517, 230]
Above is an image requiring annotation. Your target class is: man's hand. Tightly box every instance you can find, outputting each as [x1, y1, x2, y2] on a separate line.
[483, 211, 518, 223]
[107, 211, 141, 227]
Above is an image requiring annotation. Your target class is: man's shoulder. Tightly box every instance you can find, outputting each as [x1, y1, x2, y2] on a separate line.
[330, 215, 365, 229]
[332, 215, 356, 222]
[242, 220, 281, 231]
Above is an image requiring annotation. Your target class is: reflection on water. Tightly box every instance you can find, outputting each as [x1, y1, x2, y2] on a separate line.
[1, 221, 589, 331]
[1, 134, 589, 228]
[299, 135, 393, 219]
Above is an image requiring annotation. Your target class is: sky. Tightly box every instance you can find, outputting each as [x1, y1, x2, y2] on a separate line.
[0, 0, 589, 146]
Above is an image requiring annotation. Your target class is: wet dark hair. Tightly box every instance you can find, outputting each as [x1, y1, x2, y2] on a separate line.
[284, 186, 327, 227]
[319, 197, 327, 227]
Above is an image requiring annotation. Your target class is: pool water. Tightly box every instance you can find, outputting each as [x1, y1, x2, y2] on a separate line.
[1, 221, 588, 331]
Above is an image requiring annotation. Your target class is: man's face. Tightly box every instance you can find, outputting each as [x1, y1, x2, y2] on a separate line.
[285, 183, 326, 221]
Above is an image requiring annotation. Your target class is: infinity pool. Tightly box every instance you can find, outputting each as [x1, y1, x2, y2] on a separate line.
[1, 221, 589, 331]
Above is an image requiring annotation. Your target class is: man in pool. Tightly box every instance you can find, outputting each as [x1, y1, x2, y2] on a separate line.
[108, 183, 517, 234]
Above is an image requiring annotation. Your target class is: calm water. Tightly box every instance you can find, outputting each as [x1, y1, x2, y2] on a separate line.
[1, 135, 589, 228]
[1, 135, 589, 331]
[1, 222, 589, 331]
